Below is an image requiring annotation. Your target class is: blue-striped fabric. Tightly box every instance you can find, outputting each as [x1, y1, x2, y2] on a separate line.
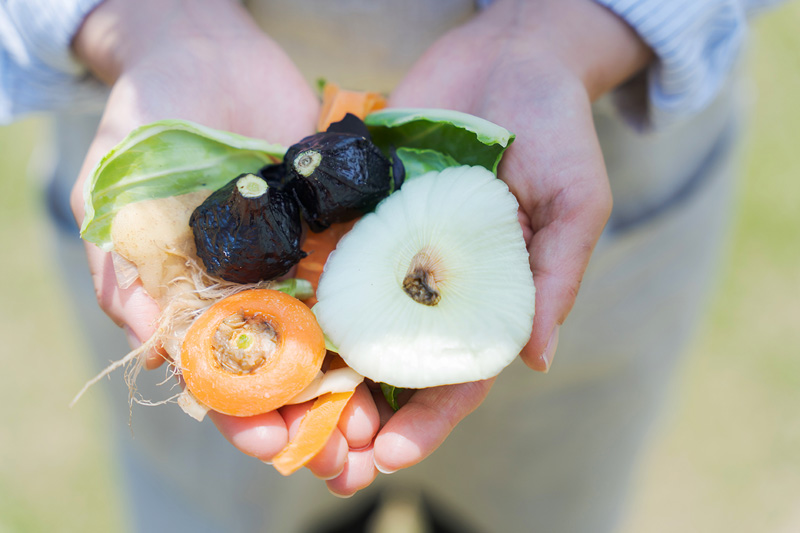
[595, 0, 778, 128]
[0, 0, 783, 126]
[0, 0, 108, 123]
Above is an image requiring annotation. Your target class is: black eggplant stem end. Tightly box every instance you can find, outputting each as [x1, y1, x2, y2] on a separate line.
[236, 174, 268, 198]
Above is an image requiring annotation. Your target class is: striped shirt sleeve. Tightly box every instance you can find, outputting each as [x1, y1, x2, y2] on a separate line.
[594, 0, 779, 128]
[0, 0, 108, 124]
[0, 0, 785, 126]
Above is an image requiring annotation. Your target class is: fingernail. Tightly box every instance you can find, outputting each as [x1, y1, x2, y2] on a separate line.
[328, 489, 355, 499]
[540, 325, 560, 373]
[314, 466, 346, 481]
[124, 326, 142, 349]
[261, 460, 273, 466]
[374, 460, 396, 475]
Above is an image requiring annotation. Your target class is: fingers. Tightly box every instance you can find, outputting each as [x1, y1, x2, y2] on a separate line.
[519, 170, 611, 371]
[305, 429, 348, 480]
[326, 445, 378, 498]
[372, 379, 494, 473]
[84, 241, 165, 368]
[498, 87, 612, 372]
[337, 383, 381, 449]
[211, 387, 379, 485]
[279, 402, 348, 480]
[209, 410, 289, 463]
[212, 380, 491, 493]
[323, 384, 382, 496]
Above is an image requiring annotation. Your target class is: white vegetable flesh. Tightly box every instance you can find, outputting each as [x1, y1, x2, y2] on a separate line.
[287, 367, 364, 405]
[314, 165, 535, 388]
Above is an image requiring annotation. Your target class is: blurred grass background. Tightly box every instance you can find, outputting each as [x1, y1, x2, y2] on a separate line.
[0, 4, 798, 532]
[0, 123, 124, 530]
[619, 4, 800, 532]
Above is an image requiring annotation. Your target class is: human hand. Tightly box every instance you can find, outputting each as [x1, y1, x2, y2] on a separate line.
[70, 0, 319, 357]
[335, 0, 653, 488]
[69, 0, 379, 480]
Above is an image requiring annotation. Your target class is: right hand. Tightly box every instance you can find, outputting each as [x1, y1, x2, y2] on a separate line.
[70, 0, 381, 482]
[70, 0, 319, 352]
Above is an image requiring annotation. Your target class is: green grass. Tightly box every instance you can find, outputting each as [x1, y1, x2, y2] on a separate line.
[0, 120, 125, 532]
[0, 5, 798, 532]
[620, 5, 800, 533]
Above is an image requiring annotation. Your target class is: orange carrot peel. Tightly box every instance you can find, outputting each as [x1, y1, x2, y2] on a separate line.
[272, 389, 355, 476]
[272, 355, 356, 475]
[295, 219, 358, 306]
[297, 84, 386, 305]
[317, 82, 387, 132]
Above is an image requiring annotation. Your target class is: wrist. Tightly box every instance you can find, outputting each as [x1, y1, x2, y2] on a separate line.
[72, 0, 260, 85]
[483, 0, 653, 101]
[550, 0, 653, 100]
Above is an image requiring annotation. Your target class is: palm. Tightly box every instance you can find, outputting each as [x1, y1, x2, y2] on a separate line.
[69, 29, 368, 477]
[390, 37, 611, 371]
[366, 14, 612, 483]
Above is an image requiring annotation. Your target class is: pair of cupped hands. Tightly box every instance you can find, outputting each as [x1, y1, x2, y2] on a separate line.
[70, 0, 649, 497]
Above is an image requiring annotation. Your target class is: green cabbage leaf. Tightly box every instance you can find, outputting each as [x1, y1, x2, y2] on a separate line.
[365, 108, 514, 175]
[81, 120, 286, 251]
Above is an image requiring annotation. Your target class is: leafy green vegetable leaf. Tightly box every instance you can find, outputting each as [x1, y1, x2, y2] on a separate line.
[380, 383, 402, 412]
[81, 120, 286, 251]
[272, 278, 314, 300]
[394, 147, 461, 181]
[365, 108, 515, 174]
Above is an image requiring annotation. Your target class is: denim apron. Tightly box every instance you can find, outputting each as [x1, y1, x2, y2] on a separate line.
[46, 1, 742, 530]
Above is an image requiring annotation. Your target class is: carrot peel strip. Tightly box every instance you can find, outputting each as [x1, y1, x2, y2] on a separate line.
[297, 85, 386, 304]
[295, 219, 358, 306]
[272, 390, 356, 476]
[316, 82, 387, 132]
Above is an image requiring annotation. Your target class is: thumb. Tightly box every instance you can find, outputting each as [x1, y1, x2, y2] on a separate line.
[497, 92, 612, 372]
[84, 241, 163, 368]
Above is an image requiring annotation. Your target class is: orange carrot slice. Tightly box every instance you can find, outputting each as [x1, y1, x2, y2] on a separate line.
[181, 289, 326, 417]
[295, 219, 358, 306]
[272, 389, 356, 476]
[317, 82, 387, 132]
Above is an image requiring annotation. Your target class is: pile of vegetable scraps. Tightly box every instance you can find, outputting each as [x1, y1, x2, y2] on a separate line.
[76, 84, 534, 476]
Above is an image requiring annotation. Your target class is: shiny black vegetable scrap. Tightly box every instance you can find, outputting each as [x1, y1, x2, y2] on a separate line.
[326, 113, 371, 138]
[284, 131, 393, 232]
[257, 162, 291, 190]
[190, 173, 306, 283]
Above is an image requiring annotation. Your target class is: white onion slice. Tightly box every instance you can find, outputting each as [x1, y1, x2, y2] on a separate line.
[314, 166, 535, 388]
[287, 367, 364, 405]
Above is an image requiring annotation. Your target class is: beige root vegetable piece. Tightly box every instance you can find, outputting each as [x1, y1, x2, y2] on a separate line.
[71, 191, 225, 410]
[111, 190, 210, 306]
[110, 191, 220, 367]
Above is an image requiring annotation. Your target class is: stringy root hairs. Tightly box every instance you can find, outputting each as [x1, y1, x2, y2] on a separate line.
[69, 254, 280, 421]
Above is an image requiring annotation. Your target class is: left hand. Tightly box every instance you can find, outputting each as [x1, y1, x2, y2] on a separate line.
[69, 0, 380, 482]
[323, 0, 652, 496]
